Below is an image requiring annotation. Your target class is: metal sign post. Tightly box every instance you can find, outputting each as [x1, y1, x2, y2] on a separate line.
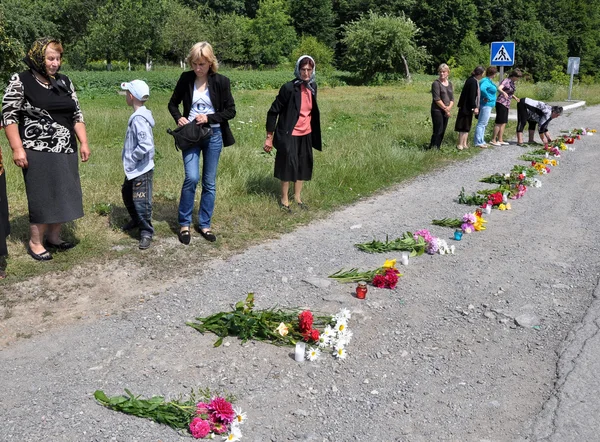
[490, 41, 515, 82]
[567, 57, 580, 101]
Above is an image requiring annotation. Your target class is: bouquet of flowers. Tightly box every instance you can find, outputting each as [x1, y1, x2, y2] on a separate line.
[187, 293, 332, 347]
[94, 389, 246, 440]
[531, 161, 551, 175]
[413, 229, 456, 254]
[308, 308, 353, 360]
[458, 187, 488, 206]
[329, 259, 401, 289]
[432, 211, 486, 233]
[356, 232, 427, 255]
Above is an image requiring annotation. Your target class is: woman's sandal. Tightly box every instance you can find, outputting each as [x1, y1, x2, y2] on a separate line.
[278, 201, 292, 213]
[45, 241, 75, 251]
[178, 228, 191, 245]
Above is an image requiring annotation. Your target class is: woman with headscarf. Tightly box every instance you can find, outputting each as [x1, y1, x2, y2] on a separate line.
[168, 41, 236, 245]
[2, 37, 90, 261]
[0, 123, 9, 278]
[263, 55, 322, 212]
[454, 66, 485, 150]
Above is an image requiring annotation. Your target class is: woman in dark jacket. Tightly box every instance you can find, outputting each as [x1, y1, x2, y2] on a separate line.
[168, 41, 236, 245]
[454, 66, 485, 150]
[263, 55, 322, 212]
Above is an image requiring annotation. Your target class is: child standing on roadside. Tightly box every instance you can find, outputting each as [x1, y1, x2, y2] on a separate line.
[120, 80, 155, 250]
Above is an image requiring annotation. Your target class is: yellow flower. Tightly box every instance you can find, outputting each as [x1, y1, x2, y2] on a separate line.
[275, 322, 289, 337]
[382, 259, 397, 269]
[543, 158, 550, 164]
[551, 159, 557, 166]
[498, 203, 506, 211]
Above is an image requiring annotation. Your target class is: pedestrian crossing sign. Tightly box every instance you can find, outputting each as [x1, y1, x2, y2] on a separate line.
[490, 41, 515, 66]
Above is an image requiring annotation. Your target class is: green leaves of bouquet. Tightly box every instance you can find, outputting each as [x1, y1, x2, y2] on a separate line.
[355, 232, 426, 254]
[187, 293, 332, 347]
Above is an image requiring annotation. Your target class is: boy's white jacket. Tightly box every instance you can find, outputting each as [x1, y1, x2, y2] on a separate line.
[122, 106, 155, 180]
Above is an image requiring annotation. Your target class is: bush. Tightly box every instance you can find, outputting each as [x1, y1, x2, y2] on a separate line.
[291, 36, 335, 72]
[533, 82, 555, 101]
[549, 68, 570, 86]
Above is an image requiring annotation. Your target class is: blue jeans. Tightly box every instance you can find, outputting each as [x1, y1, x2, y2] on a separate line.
[122, 169, 154, 238]
[178, 127, 223, 229]
[474, 105, 493, 146]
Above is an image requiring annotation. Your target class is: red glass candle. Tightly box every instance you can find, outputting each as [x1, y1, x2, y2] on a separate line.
[356, 281, 367, 299]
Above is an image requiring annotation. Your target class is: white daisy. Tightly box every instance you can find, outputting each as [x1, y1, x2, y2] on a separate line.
[306, 346, 321, 361]
[334, 347, 347, 359]
[223, 426, 243, 441]
[233, 407, 247, 425]
[323, 325, 335, 337]
[334, 308, 352, 322]
[334, 320, 348, 334]
[317, 334, 330, 348]
[337, 330, 353, 346]
[450, 245, 455, 254]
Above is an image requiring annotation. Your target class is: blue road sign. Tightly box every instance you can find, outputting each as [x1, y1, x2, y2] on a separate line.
[490, 42, 515, 66]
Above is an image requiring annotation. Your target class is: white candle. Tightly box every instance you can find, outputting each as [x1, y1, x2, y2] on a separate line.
[400, 251, 409, 266]
[485, 204, 492, 215]
[295, 342, 306, 362]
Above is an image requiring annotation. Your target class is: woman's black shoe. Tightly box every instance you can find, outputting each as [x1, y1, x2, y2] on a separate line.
[200, 229, 217, 242]
[178, 229, 191, 245]
[27, 247, 53, 261]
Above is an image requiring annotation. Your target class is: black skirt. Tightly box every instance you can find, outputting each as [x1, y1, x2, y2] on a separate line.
[495, 103, 509, 125]
[454, 111, 474, 133]
[0, 173, 9, 256]
[274, 134, 313, 182]
[23, 150, 84, 224]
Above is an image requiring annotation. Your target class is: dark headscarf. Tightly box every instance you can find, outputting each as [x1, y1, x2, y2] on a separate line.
[294, 55, 316, 96]
[23, 37, 68, 92]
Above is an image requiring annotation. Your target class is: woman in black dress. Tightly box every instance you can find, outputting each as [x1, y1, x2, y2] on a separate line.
[2, 37, 90, 261]
[454, 66, 485, 150]
[263, 55, 322, 211]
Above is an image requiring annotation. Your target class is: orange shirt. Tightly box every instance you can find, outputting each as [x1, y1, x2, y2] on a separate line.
[292, 84, 312, 136]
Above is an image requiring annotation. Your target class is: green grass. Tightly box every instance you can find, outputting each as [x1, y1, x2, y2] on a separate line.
[3, 71, 599, 282]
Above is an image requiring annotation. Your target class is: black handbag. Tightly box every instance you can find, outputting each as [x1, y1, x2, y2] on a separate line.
[167, 123, 213, 151]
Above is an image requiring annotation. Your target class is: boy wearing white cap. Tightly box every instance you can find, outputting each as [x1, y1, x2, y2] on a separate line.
[120, 80, 155, 249]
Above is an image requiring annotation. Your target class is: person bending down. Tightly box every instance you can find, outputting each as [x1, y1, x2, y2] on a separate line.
[516, 98, 562, 145]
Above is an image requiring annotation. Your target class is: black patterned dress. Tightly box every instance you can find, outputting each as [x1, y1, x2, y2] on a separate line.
[1, 71, 85, 224]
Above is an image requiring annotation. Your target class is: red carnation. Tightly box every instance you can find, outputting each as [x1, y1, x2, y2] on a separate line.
[190, 417, 211, 439]
[303, 328, 320, 342]
[208, 397, 235, 424]
[488, 192, 503, 206]
[298, 310, 314, 333]
[384, 269, 399, 289]
[372, 274, 386, 288]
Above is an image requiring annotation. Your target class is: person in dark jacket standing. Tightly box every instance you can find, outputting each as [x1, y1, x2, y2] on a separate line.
[263, 55, 322, 212]
[454, 66, 485, 150]
[168, 42, 236, 245]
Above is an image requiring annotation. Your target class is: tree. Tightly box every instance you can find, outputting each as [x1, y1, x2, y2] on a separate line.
[342, 11, 429, 83]
[0, 0, 59, 48]
[411, 0, 477, 70]
[250, 0, 297, 65]
[162, 3, 216, 66]
[213, 13, 256, 64]
[289, 0, 336, 47]
[0, 10, 24, 84]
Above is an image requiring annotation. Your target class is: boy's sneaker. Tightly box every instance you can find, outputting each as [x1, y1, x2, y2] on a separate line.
[139, 236, 152, 250]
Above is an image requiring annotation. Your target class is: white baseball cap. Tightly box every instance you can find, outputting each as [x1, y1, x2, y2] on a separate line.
[121, 80, 150, 101]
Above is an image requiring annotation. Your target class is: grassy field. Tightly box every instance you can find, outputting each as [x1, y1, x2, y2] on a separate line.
[1, 69, 598, 281]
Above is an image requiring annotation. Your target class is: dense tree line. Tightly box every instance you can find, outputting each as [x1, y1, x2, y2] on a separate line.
[1, 0, 598, 82]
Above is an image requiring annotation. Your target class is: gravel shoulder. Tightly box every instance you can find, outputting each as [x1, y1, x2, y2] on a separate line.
[1, 105, 599, 441]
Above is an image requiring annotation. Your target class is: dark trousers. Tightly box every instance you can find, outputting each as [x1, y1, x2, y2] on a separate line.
[516, 100, 538, 133]
[122, 169, 154, 238]
[429, 108, 449, 149]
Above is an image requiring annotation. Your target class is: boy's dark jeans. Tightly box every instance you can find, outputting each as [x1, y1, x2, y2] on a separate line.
[122, 169, 154, 238]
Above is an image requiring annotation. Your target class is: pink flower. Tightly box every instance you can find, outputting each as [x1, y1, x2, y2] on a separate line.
[461, 222, 473, 233]
[372, 274, 386, 288]
[209, 419, 228, 434]
[413, 229, 433, 244]
[190, 417, 211, 439]
[196, 402, 210, 416]
[208, 397, 236, 424]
